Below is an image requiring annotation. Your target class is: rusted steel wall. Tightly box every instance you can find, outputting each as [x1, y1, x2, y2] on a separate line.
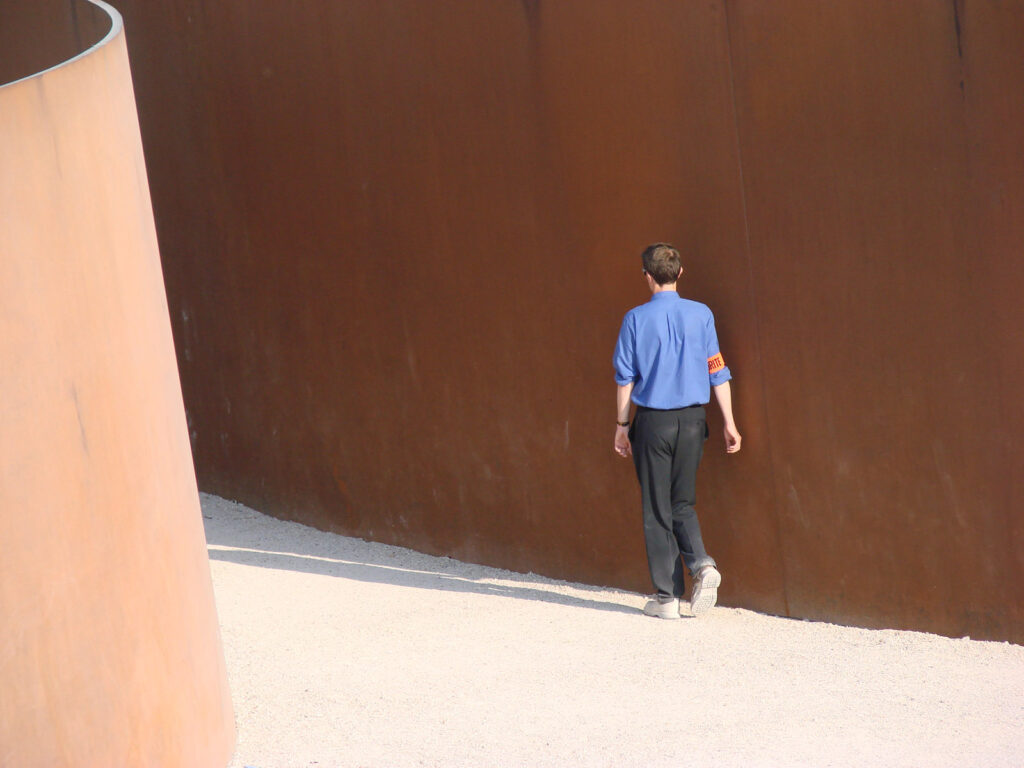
[115, 0, 1022, 642]
[724, 0, 1023, 641]
[0, 2, 234, 765]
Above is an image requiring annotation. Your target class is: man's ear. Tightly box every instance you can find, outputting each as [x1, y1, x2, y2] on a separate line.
[677, 266, 684, 280]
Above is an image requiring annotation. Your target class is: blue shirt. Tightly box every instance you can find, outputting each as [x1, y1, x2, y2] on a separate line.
[613, 291, 732, 409]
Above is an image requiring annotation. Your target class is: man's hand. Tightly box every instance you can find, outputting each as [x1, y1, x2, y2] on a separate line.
[614, 425, 632, 457]
[723, 423, 742, 453]
[713, 381, 741, 454]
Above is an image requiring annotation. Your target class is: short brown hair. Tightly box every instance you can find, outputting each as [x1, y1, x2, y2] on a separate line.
[641, 243, 682, 285]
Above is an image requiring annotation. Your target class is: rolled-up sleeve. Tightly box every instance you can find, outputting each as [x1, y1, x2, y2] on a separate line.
[613, 313, 637, 385]
[706, 313, 732, 386]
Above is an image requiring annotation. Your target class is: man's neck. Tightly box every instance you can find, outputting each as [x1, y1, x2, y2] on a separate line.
[651, 282, 677, 294]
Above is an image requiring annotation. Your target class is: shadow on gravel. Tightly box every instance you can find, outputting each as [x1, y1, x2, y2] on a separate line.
[207, 546, 644, 617]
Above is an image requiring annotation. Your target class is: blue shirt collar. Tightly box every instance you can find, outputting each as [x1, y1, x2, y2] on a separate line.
[650, 291, 679, 301]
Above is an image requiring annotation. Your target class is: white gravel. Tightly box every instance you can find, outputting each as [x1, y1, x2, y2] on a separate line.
[201, 493, 1024, 768]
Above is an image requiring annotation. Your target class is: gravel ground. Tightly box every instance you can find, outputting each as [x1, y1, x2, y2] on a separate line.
[201, 494, 1024, 768]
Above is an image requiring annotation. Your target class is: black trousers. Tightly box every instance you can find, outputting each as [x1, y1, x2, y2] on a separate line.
[629, 405, 716, 600]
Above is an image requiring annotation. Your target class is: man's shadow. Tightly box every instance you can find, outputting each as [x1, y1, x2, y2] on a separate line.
[204, 511, 643, 617]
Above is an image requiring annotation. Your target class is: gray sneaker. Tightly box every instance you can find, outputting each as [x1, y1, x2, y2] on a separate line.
[642, 597, 680, 619]
[688, 566, 721, 616]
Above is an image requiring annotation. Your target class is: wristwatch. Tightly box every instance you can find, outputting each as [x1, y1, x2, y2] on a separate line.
[616, 420, 630, 427]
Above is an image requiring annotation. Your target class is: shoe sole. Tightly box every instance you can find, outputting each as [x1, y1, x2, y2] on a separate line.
[689, 569, 721, 617]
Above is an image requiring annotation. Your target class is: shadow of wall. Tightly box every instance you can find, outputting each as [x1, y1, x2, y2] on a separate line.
[114, 0, 1022, 642]
[0, 2, 234, 764]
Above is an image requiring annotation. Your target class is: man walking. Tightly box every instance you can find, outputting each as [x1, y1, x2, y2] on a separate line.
[613, 243, 741, 619]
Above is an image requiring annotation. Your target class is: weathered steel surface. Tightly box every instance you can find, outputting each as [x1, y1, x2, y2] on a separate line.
[957, 0, 1024, 640]
[0, 2, 235, 764]
[725, 0, 1023, 639]
[117, 0, 786, 613]
[115, 0, 1021, 641]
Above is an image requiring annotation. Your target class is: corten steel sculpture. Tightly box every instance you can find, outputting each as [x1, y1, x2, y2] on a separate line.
[0, 2, 234, 765]
[111, 0, 1022, 643]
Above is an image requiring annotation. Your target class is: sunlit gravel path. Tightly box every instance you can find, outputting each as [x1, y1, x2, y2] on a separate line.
[202, 494, 1024, 768]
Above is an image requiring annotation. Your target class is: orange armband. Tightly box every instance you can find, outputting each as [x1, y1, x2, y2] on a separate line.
[707, 353, 725, 374]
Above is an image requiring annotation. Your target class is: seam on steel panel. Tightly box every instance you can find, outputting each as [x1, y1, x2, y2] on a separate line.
[952, 0, 965, 95]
